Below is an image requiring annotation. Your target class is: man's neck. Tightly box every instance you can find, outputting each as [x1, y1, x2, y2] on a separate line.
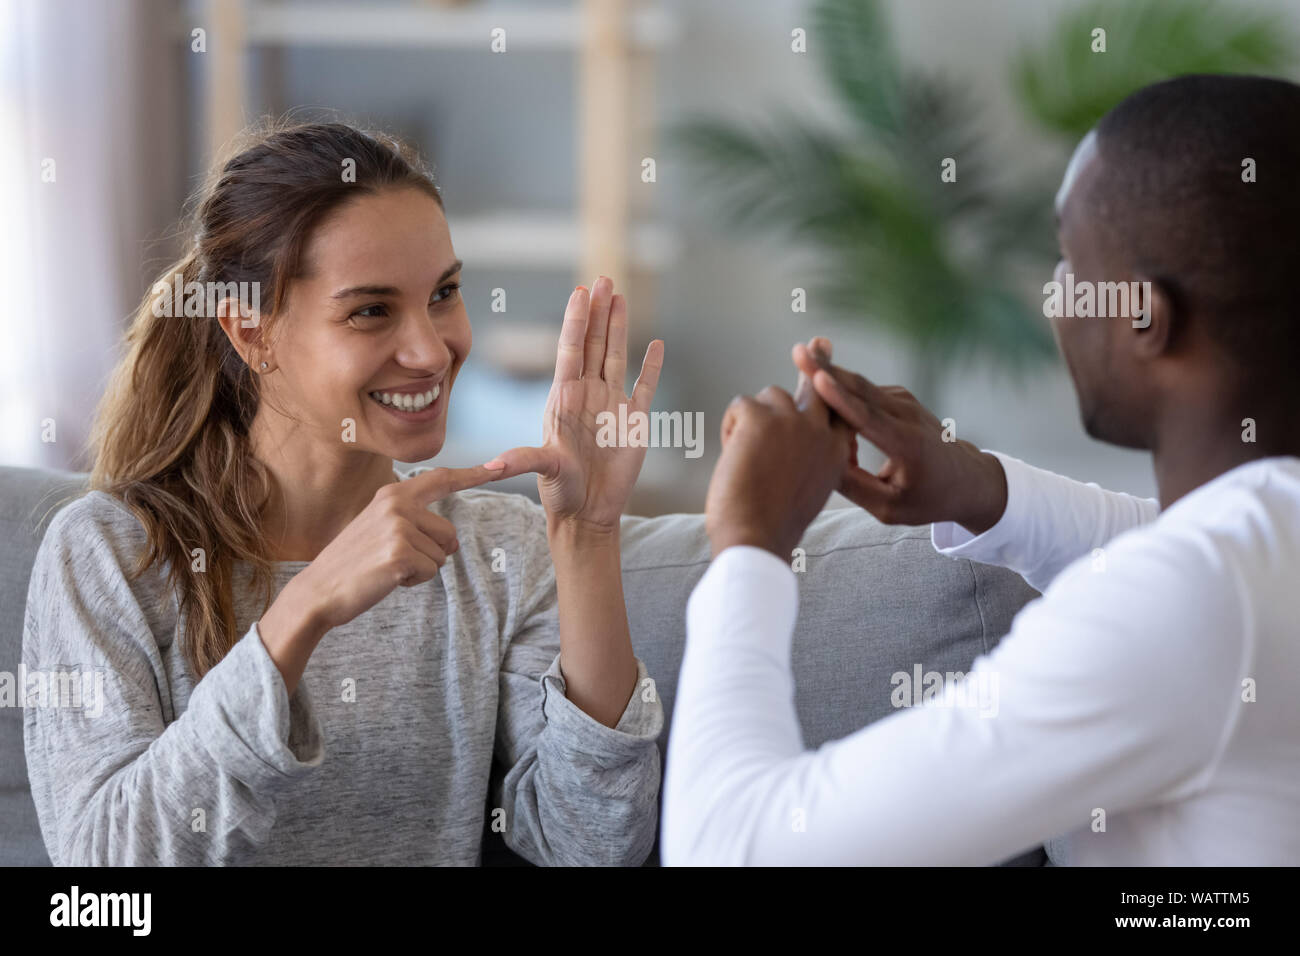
[1151, 400, 1300, 509]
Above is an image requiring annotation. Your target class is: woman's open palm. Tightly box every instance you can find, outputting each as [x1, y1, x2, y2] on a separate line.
[487, 277, 664, 531]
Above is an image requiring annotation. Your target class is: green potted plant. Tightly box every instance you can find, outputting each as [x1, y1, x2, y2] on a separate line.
[674, 0, 1294, 405]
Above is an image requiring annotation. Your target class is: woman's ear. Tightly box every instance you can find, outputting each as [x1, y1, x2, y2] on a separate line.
[215, 296, 269, 371]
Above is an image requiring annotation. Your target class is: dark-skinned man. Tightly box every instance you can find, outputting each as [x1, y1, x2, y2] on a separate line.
[663, 74, 1300, 865]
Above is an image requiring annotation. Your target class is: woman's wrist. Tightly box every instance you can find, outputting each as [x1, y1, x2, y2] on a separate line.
[257, 576, 330, 695]
[546, 513, 620, 552]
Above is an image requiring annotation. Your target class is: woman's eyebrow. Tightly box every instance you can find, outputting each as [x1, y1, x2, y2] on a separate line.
[331, 259, 464, 299]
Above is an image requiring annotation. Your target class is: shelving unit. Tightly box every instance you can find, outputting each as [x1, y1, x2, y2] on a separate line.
[201, 0, 680, 289]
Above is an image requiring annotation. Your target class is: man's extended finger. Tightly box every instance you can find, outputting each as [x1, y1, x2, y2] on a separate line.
[754, 384, 797, 413]
[793, 339, 832, 366]
[792, 342, 836, 395]
[793, 340, 848, 434]
[408, 464, 506, 506]
[797, 351, 891, 412]
[798, 369, 838, 427]
[806, 385, 847, 429]
[793, 361, 811, 409]
[553, 286, 590, 385]
[792, 338, 825, 409]
[481, 445, 564, 483]
[812, 369, 901, 451]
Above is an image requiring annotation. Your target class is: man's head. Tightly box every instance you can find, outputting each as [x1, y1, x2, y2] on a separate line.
[1051, 74, 1300, 448]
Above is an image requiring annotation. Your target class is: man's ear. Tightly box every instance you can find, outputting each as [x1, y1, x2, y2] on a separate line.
[1129, 274, 1176, 359]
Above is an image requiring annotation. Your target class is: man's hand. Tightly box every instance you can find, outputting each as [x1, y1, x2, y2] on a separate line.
[705, 380, 854, 561]
[791, 341, 1008, 534]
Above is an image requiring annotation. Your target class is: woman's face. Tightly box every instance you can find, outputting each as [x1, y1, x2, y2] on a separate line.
[266, 186, 470, 465]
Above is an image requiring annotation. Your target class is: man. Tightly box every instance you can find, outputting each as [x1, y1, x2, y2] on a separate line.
[662, 74, 1300, 865]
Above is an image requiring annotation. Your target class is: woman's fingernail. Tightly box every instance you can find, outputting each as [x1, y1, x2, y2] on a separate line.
[574, 285, 587, 294]
[483, 458, 505, 471]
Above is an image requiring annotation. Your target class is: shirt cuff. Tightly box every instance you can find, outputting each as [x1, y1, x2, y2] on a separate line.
[686, 545, 800, 662]
[931, 451, 1030, 560]
[187, 622, 326, 792]
[539, 652, 665, 758]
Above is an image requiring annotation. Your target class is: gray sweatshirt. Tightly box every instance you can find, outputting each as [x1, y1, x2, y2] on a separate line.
[21, 470, 664, 865]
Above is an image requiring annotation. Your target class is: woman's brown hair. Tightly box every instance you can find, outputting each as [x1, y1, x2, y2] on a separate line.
[87, 118, 444, 679]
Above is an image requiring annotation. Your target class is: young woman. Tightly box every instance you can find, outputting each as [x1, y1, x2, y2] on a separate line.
[21, 121, 667, 865]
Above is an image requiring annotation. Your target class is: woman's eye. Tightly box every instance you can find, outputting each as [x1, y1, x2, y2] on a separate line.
[431, 282, 461, 305]
[352, 304, 389, 320]
[348, 285, 458, 323]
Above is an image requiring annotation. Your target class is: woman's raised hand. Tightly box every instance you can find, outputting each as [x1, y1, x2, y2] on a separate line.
[484, 276, 665, 532]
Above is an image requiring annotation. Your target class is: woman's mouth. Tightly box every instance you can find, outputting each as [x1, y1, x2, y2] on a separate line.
[367, 383, 443, 421]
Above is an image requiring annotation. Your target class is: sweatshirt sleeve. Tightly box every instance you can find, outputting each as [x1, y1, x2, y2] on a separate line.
[489, 497, 664, 866]
[21, 497, 325, 866]
[931, 451, 1161, 592]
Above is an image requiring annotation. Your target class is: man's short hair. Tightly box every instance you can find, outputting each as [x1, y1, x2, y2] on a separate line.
[1092, 74, 1300, 373]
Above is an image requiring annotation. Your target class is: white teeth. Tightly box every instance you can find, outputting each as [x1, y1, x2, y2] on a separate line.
[369, 385, 440, 411]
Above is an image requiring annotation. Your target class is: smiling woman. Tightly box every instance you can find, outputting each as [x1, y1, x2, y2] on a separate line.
[20, 120, 667, 866]
[232, 181, 472, 481]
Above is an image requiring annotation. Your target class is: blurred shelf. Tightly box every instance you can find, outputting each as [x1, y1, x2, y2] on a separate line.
[204, 0, 674, 287]
[201, 0, 671, 378]
[244, 1, 679, 51]
[452, 211, 680, 271]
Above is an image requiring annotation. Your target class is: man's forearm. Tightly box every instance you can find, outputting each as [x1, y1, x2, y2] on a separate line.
[933, 452, 1161, 592]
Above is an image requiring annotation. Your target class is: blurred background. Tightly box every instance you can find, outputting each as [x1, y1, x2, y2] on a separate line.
[3, 0, 1296, 514]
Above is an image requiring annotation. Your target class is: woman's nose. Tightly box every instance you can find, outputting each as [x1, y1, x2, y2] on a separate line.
[397, 312, 454, 372]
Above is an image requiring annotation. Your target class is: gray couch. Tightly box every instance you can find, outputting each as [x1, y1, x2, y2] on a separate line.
[0, 464, 1044, 866]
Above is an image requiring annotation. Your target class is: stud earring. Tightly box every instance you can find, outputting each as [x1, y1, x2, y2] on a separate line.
[260, 361, 268, 370]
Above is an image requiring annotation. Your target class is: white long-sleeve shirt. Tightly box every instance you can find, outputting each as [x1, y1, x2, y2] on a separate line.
[663, 452, 1300, 865]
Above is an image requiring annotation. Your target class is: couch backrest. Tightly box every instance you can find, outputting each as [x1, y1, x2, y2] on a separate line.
[1, 465, 1043, 866]
[1, 466, 87, 865]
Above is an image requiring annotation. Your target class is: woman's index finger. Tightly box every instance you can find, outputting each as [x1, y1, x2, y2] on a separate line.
[406, 465, 501, 506]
